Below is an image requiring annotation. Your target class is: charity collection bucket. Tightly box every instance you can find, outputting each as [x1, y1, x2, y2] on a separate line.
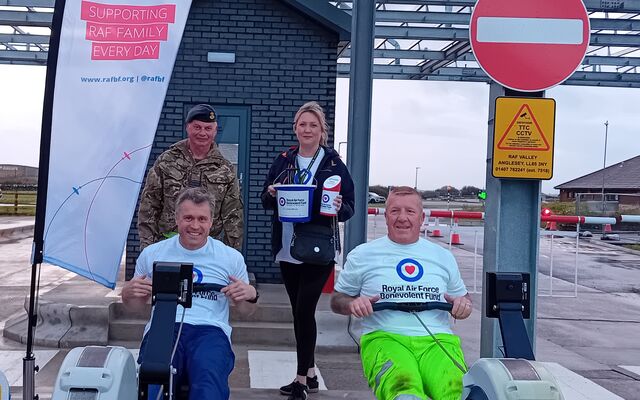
[276, 184, 316, 222]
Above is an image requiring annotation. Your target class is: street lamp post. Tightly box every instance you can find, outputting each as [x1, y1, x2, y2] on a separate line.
[601, 121, 609, 213]
[338, 141, 347, 156]
[415, 167, 421, 190]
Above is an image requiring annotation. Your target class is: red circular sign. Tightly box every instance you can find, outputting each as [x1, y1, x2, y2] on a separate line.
[470, 0, 590, 92]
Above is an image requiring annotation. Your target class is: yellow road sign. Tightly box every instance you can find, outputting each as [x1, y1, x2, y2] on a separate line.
[492, 97, 556, 180]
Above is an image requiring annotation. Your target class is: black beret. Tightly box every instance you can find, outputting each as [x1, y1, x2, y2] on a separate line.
[186, 104, 217, 124]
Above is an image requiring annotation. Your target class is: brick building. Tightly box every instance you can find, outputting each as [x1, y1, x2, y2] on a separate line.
[126, 0, 348, 282]
[555, 155, 640, 209]
[0, 164, 38, 185]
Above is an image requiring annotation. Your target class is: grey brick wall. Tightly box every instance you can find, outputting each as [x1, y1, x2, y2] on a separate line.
[127, 0, 339, 282]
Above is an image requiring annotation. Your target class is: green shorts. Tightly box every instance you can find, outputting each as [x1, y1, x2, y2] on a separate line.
[360, 330, 466, 400]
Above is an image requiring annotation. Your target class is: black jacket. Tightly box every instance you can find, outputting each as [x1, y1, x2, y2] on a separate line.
[260, 146, 355, 259]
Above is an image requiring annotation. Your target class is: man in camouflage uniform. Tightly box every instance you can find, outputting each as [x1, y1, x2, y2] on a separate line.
[138, 104, 243, 251]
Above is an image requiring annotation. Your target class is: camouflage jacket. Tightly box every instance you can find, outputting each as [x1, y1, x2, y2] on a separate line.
[137, 139, 244, 251]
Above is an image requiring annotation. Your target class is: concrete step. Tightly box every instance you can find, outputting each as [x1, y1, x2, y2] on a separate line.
[109, 301, 150, 320]
[107, 302, 294, 342]
[231, 321, 294, 346]
[108, 318, 145, 342]
[109, 302, 292, 323]
[231, 302, 292, 323]
[107, 339, 141, 348]
[107, 317, 295, 346]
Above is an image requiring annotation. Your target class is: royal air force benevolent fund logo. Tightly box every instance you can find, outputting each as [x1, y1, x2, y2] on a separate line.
[322, 194, 330, 203]
[279, 197, 286, 207]
[192, 267, 203, 284]
[396, 258, 424, 282]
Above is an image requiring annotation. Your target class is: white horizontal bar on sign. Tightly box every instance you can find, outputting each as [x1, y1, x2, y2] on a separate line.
[476, 17, 585, 44]
[583, 217, 616, 225]
[621, 215, 640, 223]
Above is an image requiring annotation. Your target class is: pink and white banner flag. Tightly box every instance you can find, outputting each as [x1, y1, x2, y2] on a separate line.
[42, 0, 191, 288]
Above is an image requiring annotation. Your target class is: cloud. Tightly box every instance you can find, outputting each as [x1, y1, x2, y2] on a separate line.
[2, 67, 638, 195]
[0, 65, 45, 167]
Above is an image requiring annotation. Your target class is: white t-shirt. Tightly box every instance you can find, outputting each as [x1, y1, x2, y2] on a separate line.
[276, 147, 326, 264]
[335, 236, 467, 336]
[134, 236, 249, 342]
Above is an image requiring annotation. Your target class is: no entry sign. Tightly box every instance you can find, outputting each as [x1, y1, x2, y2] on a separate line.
[470, 0, 590, 92]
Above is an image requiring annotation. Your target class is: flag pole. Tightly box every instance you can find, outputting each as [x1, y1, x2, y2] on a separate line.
[24, 0, 66, 398]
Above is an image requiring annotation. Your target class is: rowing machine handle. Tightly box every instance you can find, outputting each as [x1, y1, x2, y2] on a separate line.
[192, 283, 225, 293]
[372, 301, 453, 312]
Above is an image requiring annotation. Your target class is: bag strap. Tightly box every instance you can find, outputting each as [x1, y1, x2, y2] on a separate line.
[332, 217, 341, 253]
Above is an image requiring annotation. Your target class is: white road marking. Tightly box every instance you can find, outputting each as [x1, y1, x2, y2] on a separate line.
[619, 365, 640, 376]
[0, 350, 58, 385]
[248, 350, 327, 390]
[541, 362, 624, 400]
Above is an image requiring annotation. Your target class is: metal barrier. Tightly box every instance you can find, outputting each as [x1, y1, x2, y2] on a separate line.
[366, 208, 636, 298]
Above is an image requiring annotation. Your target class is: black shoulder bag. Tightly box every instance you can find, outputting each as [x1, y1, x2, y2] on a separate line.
[290, 222, 336, 266]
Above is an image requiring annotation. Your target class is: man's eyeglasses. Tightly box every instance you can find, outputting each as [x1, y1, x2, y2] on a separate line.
[190, 123, 215, 133]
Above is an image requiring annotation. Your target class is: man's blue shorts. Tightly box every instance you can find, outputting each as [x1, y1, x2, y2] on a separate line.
[138, 323, 235, 400]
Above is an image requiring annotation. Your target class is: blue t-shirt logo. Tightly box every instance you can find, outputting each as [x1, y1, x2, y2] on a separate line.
[396, 258, 424, 282]
[193, 267, 204, 283]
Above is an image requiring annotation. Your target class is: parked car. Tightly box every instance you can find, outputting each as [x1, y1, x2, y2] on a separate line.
[368, 192, 386, 204]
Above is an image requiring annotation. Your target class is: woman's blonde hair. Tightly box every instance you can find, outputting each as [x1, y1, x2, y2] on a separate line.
[293, 101, 328, 146]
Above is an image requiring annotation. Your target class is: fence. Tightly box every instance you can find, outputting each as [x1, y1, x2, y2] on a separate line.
[367, 208, 639, 298]
[576, 192, 640, 219]
[0, 189, 37, 216]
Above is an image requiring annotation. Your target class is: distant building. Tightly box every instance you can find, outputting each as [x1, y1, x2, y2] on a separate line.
[554, 155, 640, 207]
[0, 164, 38, 185]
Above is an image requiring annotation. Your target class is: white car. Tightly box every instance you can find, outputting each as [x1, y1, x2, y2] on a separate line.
[368, 192, 386, 204]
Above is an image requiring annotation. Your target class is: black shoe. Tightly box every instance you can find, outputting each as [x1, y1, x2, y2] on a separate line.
[286, 381, 308, 400]
[279, 376, 319, 395]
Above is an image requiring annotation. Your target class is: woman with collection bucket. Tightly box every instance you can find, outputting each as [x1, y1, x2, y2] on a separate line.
[261, 101, 355, 400]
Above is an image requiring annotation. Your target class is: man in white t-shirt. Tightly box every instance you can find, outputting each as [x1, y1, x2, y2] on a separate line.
[331, 186, 472, 400]
[122, 188, 257, 400]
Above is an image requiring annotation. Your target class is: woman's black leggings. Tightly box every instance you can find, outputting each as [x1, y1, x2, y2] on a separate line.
[280, 261, 334, 376]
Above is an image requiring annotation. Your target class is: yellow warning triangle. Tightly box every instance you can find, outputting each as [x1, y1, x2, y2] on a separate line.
[497, 104, 550, 151]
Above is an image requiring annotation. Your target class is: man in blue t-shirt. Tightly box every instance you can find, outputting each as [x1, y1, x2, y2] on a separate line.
[122, 188, 257, 400]
[331, 186, 472, 400]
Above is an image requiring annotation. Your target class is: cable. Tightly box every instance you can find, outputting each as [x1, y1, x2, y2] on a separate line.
[171, 308, 186, 364]
[155, 308, 186, 400]
[346, 315, 361, 352]
[411, 312, 468, 374]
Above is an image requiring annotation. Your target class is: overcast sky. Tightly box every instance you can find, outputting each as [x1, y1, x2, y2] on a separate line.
[1, 64, 638, 193]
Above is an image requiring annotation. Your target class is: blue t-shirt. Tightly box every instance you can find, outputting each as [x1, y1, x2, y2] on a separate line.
[335, 236, 467, 336]
[135, 236, 249, 342]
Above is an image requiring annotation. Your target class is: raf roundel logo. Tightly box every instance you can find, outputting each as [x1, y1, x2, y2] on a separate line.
[279, 197, 286, 206]
[396, 258, 424, 282]
[322, 194, 330, 203]
[193, 267, 203, 284]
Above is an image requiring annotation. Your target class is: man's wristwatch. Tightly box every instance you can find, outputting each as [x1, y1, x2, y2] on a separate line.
[246, 290, 259, 304]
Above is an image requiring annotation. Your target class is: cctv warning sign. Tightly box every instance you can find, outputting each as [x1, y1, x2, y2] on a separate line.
[492, 97, 556, 180]
[497, 104, 550, 151]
